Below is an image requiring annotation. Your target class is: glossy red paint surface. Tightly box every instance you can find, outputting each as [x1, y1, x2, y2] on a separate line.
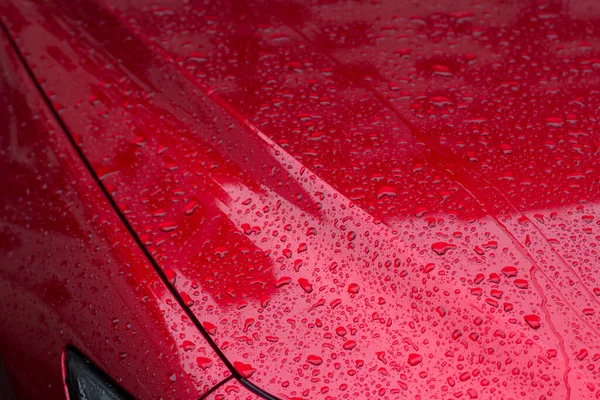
[1, 0, 600, 399]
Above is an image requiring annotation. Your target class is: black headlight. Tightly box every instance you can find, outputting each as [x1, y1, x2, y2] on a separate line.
[65, 348, 132, 400]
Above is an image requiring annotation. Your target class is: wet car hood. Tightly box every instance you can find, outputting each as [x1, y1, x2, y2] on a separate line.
[2, 0, 600, 398]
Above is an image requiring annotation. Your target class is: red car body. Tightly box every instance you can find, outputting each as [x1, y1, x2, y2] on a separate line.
[1, 0, 599, 398]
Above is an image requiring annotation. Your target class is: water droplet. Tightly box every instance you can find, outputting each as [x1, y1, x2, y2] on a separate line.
[501, 266, 518, 278]
[343, 340, 357, 350]
[514, 279, 529, 289]
[158, 221, 178, 232]
[202, 321, 217, 335]
[376, 186, 397, 198]
[347, 283, 360, 294]
[307, 355, 323, 365]
[184, 201, 198, 215]
[524, 314, 541, 329]
[407, 353, 422, 366]
[576, 349, 588, 361]
[298, 278, 313, 293]
[181, 340, 195, 351]
[234, 361, 256, 378]
[196, 357, 213, 370]
[274, 276, 292, 288]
